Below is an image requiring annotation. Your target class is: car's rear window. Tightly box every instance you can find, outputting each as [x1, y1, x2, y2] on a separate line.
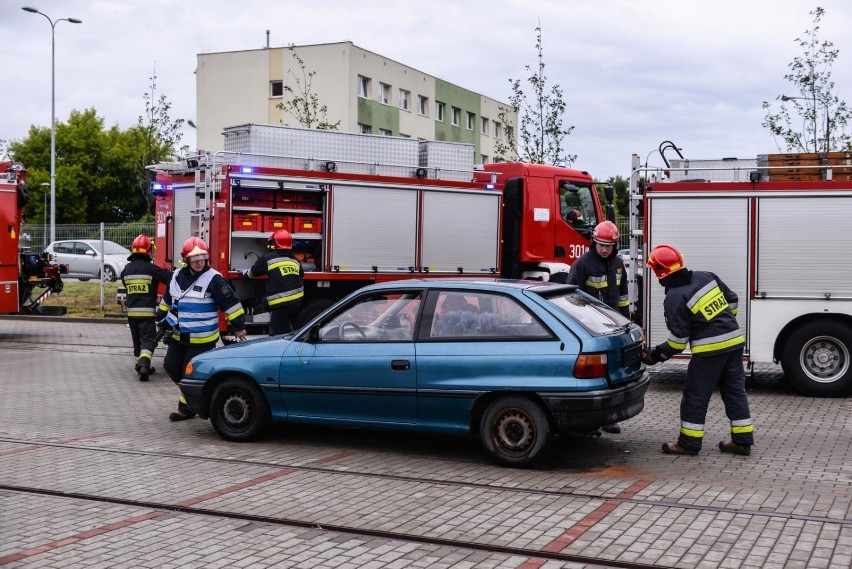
[540, 291, 631, 335]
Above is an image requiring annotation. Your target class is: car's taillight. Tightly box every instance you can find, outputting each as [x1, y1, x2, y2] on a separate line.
[574, 353, 608, 379]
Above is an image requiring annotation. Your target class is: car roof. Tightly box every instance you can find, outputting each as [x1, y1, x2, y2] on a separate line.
[364, 278, 576, 295]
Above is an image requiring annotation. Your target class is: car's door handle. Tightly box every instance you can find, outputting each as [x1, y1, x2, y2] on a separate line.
[391, 360, 410, 371]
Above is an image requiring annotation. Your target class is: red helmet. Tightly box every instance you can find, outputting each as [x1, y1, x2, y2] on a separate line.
[647, 244, 686, 279]
[268, 229, 293, 250]
[592, 220, 619, 246]
[131, 234, 152, 255]
[181, 237, 209, 262]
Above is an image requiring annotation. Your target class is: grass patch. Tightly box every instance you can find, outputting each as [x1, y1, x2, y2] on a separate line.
[40, 280, 126, 318]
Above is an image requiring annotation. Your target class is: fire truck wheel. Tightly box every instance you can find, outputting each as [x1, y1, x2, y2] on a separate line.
[480, 396, 552, 468]
[781, 321, 852, 397]
[209, 377, 271, 441]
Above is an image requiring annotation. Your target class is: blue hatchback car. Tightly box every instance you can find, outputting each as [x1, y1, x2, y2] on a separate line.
[181, 279, 650, 467]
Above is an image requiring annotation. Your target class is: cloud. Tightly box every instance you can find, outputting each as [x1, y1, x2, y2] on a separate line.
[4, 0, 851, 180]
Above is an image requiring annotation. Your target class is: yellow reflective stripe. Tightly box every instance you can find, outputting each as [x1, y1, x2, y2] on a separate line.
[668, 339, 688, 350]
[226, 306, 245, 321]
[617, 299, 630, 308]
[158, 302, 170, 311]
[732, 424, 754, 433]
[268, 291, 305, 306]
[189, 331, 220, 344]
[690, 335, 745, 354]
[124, 277, 153, 284]
[680, 427, 704, 438]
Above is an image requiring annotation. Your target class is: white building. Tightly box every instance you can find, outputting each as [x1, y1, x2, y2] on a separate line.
[195, 42, 517, 165]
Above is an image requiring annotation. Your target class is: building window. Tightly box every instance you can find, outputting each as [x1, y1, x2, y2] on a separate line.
[418, 95, 429, 116]
[436, 101, 445, 122]
[379, 82, 391, 104]
[451, 107, 461, 126]
[466, 112, 475, 130]
[481, 116, 489, 135]
[358, 123, 372, 134]
[399, 89, 410, 111]
[505, 126, 514, 142]
[379, 128, 392, 136]
[270, 80, 283, 98]
[481, 154, 489, 164]
[493, 120, 501, 138]
[358, 75, 371, 98]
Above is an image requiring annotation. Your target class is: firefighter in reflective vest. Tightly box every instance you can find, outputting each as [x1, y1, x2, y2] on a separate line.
[241, 229, 304, 335]
[120, 234, 172, 382]
[157, 237, 247, 421]
[567, 220, 629, 435]
[643, 244, 754, 456]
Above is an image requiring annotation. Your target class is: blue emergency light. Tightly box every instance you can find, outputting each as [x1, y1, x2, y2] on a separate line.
[241, 167, 253, 174]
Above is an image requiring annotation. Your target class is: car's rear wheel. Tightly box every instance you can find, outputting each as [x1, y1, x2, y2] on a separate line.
[209, 378, 271, 441]
[480, 396, 551, 467]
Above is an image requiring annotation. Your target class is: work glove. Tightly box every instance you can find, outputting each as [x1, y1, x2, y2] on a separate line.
[642, 347, 661, 366]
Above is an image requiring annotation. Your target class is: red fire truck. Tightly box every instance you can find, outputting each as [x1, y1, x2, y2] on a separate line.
[0, 161, 66, 315]
[628, 150, 852, 397]
[151, 125, 612, 332]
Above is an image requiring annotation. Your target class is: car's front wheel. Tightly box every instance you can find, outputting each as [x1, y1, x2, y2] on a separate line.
[209, 378, 271, 441]
[102, 266, 117, 282]
[480, 396, 551, 467]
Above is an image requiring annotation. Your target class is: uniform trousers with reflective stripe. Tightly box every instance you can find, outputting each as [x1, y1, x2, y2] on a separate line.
[679, 346, 753, 452]
[128, 317, 157, 370]
[268, 299, 302, 336]
[163, 341, 217, 416]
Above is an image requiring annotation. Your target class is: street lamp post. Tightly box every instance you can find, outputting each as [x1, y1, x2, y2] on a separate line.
[22, 6, 82, 246]
[780, 94, 830, 153]
[40, 182, 49, 249]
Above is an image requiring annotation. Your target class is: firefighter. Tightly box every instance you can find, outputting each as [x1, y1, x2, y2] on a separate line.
[157, 237, 247, 421]
[241, 228, 304, 335]
[120, 234, 172, 382]
[643, 244, 754, 456]
[567, 220, 629, 435]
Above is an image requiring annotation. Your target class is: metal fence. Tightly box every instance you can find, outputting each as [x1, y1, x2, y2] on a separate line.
[20, 218, 639, 254]
[20, 223, 155, 252]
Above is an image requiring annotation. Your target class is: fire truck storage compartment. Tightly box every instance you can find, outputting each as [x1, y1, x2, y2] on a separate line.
[329, 185, 418, 272]
[755, 196, 852, 296]
[420, 190, 501, 273]
[232, 188, 274, 209]
[645, 196, 750, 353]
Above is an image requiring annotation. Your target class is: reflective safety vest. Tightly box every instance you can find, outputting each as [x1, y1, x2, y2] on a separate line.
[165, 269, 220, 344]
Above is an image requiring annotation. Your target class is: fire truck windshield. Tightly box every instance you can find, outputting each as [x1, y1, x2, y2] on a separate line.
[559, 181, 598, 231]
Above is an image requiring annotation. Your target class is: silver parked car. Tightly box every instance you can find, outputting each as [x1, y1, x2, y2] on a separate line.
[45, 240, 130, 282]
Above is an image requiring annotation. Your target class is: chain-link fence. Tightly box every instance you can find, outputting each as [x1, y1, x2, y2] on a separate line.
[20, 223, 155, 252]
[20, 219, 639, 254]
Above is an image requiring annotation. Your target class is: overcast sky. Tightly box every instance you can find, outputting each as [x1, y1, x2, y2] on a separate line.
[4, 0, 852, 181]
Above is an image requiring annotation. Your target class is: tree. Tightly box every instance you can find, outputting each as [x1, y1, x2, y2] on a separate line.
[276, 45, 341, 131]
[8, 73, 186, 224]
[130, 71, 188, 217]
[494, 26, 575, 165]
[762, 7, 852, 153]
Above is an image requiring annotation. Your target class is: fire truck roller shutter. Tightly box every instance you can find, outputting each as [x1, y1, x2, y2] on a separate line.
[645, 197, 749, 353]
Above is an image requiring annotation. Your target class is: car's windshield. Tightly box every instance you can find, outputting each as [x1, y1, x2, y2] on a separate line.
[90, 241, 131, 255]
[542, 291, 631, 335]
